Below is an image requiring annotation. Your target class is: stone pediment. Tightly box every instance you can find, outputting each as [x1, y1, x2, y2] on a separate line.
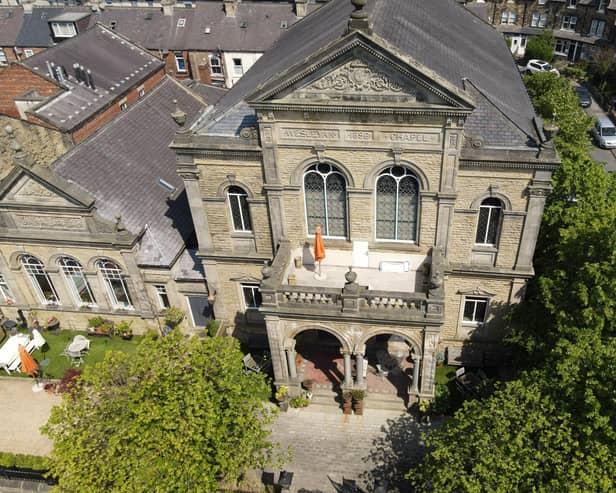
[9, 176, 76, 208]
[457, 286, 496, 297]
[248, 36, 475, 111]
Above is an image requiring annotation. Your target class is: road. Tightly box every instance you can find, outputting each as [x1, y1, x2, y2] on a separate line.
[582, 94, 616, 172]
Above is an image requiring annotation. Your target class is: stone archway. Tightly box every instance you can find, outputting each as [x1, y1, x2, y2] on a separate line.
[294, 329, 346, 391]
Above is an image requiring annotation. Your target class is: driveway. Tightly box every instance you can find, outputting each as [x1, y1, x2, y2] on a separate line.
[0, 378, 60, 456]
[581, 93, 616, 172]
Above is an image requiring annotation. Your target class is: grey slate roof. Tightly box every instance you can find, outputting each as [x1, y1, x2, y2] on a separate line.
[181, 79, 227, 106]
[0, 7, 24, 46]
[196, 0, 540, 147]
[92, 2, 299, 51]
[16, 7, 90, 47]
[22, 24, 164, 132]
[52, 76, 205, 267]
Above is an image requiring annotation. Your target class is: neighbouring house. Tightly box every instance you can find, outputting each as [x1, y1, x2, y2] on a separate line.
[0, 7, 23, 66]
[469, 0, 616, 61]
[172, 0, 558, 405]
[0, 76, 211, 333]
[0, 23, 165, 171]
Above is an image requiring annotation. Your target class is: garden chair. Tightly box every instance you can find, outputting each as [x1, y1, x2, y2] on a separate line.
[31, 329, 46, 350]
[73, 334, 91, 352]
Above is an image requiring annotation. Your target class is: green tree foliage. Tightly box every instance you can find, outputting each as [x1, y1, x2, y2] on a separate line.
[410, 72, 616, 491]
[42, 331, 282, 492]
[524, 31, 555, 62]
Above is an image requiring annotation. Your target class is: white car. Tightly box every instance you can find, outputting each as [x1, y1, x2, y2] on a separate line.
[525, 59, 559, 76]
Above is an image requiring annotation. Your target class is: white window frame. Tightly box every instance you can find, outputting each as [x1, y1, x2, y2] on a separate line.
[567, 0, 577, 8]
[500, 10, 517, 25]
[531, 12, 548, 28]
[22, 255, 60, 305]
[177, 18, 186, 28]
[154, 284, 170, 310]
[59, 257, 96, 307]
[51, 21, 76, 38]
[475, 199, 503, 246]
[232, 58, 244, 76]
[590, 19, 606, 37]
[241, 284, 262, 310]
[461, 297, 489, 326]
[209, 54, 222, 75]
[23, 49, 34, 58]
[598, 0, 608, 12]
[97, 260, 133, 310]
[0, 274, 14, 303]
[227, 186, 252, 232]
[119, 100, 127, 111]
[174, 52, 187, 73]
[555, 39, 570, 55]
[561, 15, 577, 31]
[0, 49, 7, 66]
[137, 85, 145, 98]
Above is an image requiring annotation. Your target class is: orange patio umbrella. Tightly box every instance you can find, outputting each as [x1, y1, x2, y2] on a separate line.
[314, 224, 326, 278]
[18, 345, 38, 377]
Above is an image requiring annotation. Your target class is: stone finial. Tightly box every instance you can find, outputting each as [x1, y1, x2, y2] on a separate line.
[171, 99, 187, 127]
[114, 214, 126, 232]
[348, 0, 371, 34]
[345, 266, 357, 284]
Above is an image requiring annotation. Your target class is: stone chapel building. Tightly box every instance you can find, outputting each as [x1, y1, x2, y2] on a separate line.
[172, 0, 558, 401]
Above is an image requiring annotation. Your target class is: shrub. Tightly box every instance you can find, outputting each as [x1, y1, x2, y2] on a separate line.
[206, 319, 220, 337]
[162, 307, 185, 326]
[432, 383, 451, 415]
[289, 395, 309, 408]
[116, 320, 133, 335]
[0, 451, 15, 468]
[87, 316, 106, 328]
[57, 368, 82, 395]
[350, 389, 366, 401]
[0, 452, 49, 471]
[275, 386, 288, 401]
[525, 31, 554, 62]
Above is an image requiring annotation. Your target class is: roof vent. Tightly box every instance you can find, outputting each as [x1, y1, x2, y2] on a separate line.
[109, 20, 117, 29]
[240, 21, 247, 28]
[177, 18, 186, 28]
[204, 26, 211, 34]
[280, 20, 288, 29]
[158, 178, 176, 194]
[145, 12, 153, 20]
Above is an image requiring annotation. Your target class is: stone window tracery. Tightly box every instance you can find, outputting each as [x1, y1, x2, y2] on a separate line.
[96, 260, 133, 310]
[375, 166, 419, 242]
[303, 163, 348, 238]
[227, 186, 253, 232]
[59, 257, 96, 307]
[21, 255, 59, 305]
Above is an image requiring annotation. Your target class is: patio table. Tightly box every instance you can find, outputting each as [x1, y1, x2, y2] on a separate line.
[0, 333, 30, 372]
[67, 339, 89, 354]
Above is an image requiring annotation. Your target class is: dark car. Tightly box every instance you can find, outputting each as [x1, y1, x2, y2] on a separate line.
[575, 86, 592, 108]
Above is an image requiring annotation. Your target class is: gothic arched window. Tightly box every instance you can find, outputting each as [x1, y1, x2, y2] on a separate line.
[375, 166, 419, 242]
[227, 186, 252, 232]
[303, 163, 348, 237]
[21, 255, 59, 304]
[475, 198, 503, 246]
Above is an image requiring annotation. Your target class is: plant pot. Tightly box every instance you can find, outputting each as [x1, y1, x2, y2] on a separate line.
[121, 333, 133, 340]
[302, 379, 314, 392]
[279, 400, 289, 412]
[342, 399, 352, 415]
[294, 256, 303, 268]
[352, 399, 364, 415]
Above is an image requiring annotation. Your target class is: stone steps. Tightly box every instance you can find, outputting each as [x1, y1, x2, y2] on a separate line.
[307, 388, 410, 412]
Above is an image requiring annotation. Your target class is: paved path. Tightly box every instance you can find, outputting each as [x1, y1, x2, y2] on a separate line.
[0, 378, 60, 456]
[268, 407, 429, 492]
[583, 94, 616, 172]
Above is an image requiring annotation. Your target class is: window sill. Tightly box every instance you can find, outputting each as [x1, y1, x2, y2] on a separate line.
[231, 231, 255, 239]
[472, 245, 498, 252]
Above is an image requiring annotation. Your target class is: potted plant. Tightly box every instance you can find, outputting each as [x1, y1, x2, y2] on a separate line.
[206, 319, 220, 337]
[45, 316, 60, 332]
[289, 394, 309, 409]
[87, 316, 114, 336]
[162, 306, 185, 328]
[117, 321, 133, 340]
[342, 391, 353, 415]
[302, 378, 314, 393]
[275, 386, 289, 412]
[351, 389, 366, 415]
[418, 398, 431, 424]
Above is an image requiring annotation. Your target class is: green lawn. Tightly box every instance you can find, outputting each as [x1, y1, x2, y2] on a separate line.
[7, 330, 143, 379]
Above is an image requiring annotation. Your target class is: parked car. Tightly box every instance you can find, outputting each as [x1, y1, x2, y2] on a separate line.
[575, 86, 592, 108]
[591, 117, 616, 149]
[525, 59, 559, 75]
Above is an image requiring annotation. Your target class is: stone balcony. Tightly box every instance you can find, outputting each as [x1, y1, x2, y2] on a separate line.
[260, 240, 446, 326]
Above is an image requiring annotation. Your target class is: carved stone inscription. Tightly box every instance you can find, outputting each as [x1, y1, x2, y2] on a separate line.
[385, 132, 440, 144]
[279, 127, 441, 147]
[15, 214, 84, 231]
[281, 128, 340, 140]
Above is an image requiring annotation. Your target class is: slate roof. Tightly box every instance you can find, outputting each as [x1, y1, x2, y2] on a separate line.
[195, 0, 541, 148]
[15, 7, 90, 47]
[0, 8, 24, 47]
[52, 76, 205, 267]
[181, 79, 227, 106]
[92, 2, 299, 51]
[21, 24, 164, 132]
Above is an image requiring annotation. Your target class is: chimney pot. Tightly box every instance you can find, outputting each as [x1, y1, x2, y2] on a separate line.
[295, 0, 307, 18]
[224, 0, 237, 17]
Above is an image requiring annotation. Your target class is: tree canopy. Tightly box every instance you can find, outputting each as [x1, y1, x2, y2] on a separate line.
[409, 73, 616, 491]
[524, 31, 555, 63]
[42, 331, 282, 492]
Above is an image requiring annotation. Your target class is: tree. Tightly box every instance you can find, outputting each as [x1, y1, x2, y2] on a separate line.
[42, 331, 282, 492]
[524, 30, 555, 62]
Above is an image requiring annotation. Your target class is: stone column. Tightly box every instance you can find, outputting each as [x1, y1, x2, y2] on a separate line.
[355, 348, 365, 388]
[178, 165, 215, 253]
[342, 350, 353, 388]
[120, 251, 154, 317]
[265, 316, 288, 382]
[284, 339, 297, 381]
[515, 178, 551, 271]
[83, 271, 111, 310]
[419, 331, 439, 398]
[411, 354, 421, 395]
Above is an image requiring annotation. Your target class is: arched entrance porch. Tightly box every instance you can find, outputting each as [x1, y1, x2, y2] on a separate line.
[362, 334, 421, 407]
[294, 330, 345, 391]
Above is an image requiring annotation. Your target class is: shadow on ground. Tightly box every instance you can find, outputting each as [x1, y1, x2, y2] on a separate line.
[360, 414, 429, 491]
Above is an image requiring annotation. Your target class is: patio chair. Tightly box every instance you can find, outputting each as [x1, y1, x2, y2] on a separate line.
[32, 329, 46, 350]
[7, 354, 21, 373]
[73, 334, 91, 352]
[25, 339, 36, 354]
[243, 353, 261, 373]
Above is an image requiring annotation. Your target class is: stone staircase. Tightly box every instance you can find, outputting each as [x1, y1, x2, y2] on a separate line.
[307, 387, 411, 413]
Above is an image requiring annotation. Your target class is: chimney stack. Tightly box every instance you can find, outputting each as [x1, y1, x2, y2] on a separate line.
[295, 0, 307, 18]
[224, 0, 237, 17]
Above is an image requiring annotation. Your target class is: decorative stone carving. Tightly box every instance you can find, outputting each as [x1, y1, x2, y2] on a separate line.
[16, 180, 55, 198]
[310, 61, 406, 95]
[14, 214, 84, 231]
[239, 127, 258, 140]
[457, 286, 495, 297]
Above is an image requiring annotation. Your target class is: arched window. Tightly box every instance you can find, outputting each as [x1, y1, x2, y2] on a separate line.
[96, 260, 133, 309]
[59, 257, 95, 307]
[21, 255, 59, 304]
[304, 163, 348, 237]
[376, 166, 419, 242]
[227, 186, 252, 232]
[475, 198, 503, 246]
